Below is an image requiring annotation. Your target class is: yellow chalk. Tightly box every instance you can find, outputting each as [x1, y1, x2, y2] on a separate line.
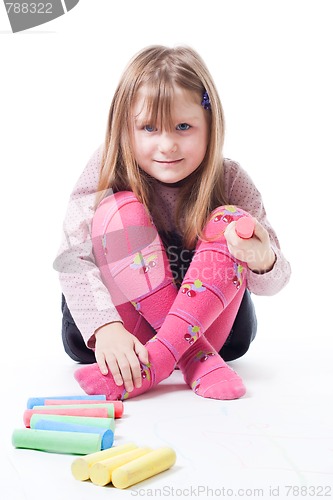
[112, 447, 176, 489]
[71, 442, 137, 481]
[90, 447, 152, 486]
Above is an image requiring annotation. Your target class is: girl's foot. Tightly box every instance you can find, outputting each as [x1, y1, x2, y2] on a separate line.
[74, 339, 175, 400]
[178, 337, 246, 400]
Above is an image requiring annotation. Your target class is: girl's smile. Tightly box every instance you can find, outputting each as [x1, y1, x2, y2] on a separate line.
[131, 86, 209, 184]
[153, 159, 184, 165]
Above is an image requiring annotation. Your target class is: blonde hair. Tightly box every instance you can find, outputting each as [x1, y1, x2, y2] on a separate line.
[97, 45, 227, 249]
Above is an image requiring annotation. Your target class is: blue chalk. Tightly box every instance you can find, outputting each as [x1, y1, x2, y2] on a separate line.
[27, 395, 106, 409]
[33, 419, 114, 450]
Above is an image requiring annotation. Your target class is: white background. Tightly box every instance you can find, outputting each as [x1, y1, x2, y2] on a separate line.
[0, 1, 332, 498]
[0, 0, 333, 359]
[0, 0, 331, 357]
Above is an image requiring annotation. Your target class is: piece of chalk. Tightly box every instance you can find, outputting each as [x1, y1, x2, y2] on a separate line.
[71, 442, 138, 481]
[112, 447, 177, 489]
[33, 419, 114, 450]
[24, 407, 108, 427]
[235, 216, 255, 239]
[90, 447, 152, 486]
[44, 400, 124, 418]
[30, 414, 115, 432]
[33, 404, 115, 418]
[27, 395, 106, 409]
[12, 428, 102, 455]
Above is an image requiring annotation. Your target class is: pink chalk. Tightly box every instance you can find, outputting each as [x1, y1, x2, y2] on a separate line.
[44, 399, 124, 418]
[235, 216, 255, 239]
[24, 407, 108, 428]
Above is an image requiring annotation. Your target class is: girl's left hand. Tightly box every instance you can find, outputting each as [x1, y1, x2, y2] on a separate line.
[224, 218, 276, 273]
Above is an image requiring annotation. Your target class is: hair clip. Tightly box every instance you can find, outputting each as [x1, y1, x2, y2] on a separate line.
[201, 90, 211, 110]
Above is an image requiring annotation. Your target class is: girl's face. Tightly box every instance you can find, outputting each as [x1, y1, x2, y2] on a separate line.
[131, 86, 209, 184]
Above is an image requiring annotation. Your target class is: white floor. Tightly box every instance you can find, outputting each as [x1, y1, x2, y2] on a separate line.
[2, 282, 332, 500]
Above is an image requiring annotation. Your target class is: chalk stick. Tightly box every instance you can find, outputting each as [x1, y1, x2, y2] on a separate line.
[33, 404, 115, 418]
[30, 414, 115, 432]
[44, 400, 124, 418]
[71, 442, 138, 481]
[90, 447, 152, 486]
[27, 395, 106, 409]
[12, 428, 102, 455]
[235, 216, 255, 239]
[24, 407, 108, 427]
[33, 419, 114, 450]
[112, 447, 177, 489]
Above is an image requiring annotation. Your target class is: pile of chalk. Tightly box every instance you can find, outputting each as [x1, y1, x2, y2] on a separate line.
[72, 443, 176, 489]
[12, 394, 176, 489]
[12, 395, 120, 454]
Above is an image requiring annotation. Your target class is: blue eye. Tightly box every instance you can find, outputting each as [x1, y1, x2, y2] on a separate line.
[176, 123, 191, 131]
[143, 125, 156, 132]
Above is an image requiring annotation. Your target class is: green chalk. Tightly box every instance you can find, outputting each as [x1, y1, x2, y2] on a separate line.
[30, 414, 115, 432]
[33, 404, 115, 418]
[12, 428, 102, 455]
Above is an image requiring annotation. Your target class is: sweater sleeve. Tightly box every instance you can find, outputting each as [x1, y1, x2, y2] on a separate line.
[224, 158, 291, 296]
[53, 146, 123, 348]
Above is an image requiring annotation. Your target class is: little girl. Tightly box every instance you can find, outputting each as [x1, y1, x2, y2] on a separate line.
[55, 45, 291, 401]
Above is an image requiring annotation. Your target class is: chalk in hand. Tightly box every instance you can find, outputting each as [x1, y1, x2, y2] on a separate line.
[235, 216, 255, 239]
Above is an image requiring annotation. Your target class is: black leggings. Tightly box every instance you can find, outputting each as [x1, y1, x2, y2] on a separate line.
[61, 289, 257, 364]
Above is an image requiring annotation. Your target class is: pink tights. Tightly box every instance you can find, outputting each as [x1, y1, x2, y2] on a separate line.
[75, 192, 250, 400]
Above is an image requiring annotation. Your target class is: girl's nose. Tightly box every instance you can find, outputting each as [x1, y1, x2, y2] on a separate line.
[158, 132, 177, 154]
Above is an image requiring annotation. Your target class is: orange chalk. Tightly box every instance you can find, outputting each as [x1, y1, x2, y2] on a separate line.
[24, 407, 108, 427]
[44, 399, 124, 418]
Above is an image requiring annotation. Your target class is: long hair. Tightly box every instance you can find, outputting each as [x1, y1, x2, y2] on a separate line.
[96, 45, 227, 249]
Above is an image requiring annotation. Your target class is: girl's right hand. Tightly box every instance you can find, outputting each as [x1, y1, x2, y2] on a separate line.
[94, 322, 149, 393]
